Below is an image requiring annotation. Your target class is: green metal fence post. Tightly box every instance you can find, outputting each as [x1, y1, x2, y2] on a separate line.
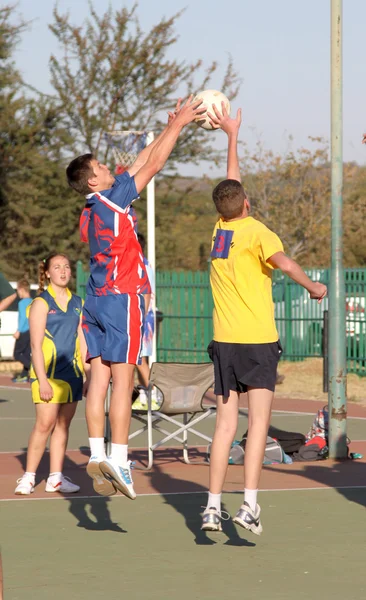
[329, 0, 347, 458]
[284, 276, 293, 360]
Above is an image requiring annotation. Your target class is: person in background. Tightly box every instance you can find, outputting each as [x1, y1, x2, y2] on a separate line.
[12, 279, 32, 383]
[14, 253, 88, 495]
[133, 232, 156, 408]
[0, 273, 17, 313]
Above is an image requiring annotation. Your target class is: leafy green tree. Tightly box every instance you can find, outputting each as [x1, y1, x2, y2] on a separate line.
[48, 3, 240, 169]
[0, 6, 89, 279]
[241, 137, 332, 265]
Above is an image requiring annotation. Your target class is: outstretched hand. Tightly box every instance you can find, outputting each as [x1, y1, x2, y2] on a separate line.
[170, 95, 206, 127]
[207, 102, 242, 135]
[167, 98, 182, 125]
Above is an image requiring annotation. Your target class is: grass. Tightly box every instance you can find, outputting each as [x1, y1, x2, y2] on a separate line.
[277, 357, 366, 404]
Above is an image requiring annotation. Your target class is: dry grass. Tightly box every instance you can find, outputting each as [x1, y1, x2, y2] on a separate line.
[277, 358, 366, 404]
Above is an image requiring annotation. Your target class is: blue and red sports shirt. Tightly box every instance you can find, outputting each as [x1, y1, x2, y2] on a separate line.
[80, 172, 151, 296]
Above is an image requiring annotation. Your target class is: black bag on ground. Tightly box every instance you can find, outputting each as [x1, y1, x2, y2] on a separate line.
[241, 425, 305, 455]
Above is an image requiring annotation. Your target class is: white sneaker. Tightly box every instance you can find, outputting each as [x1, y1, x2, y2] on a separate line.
[232, 502, 263, 535]
[15, 474, 35, 495]
[150, 387, 163, 411]
[45, 474, 80, 494]
[86, 456, 117, 496]
[138, 387, 148, 406]
[201, 506, 230, 532]
[99, 458, 136, 500]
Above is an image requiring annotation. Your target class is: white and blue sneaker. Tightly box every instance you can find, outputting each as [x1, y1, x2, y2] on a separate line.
[99, 458, 136, 500]
[86, 457, 117, 497]
[232, 501, 263, 535]
[201, 507, 230, 532]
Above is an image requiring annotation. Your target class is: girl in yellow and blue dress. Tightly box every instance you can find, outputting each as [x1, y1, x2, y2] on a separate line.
[15, 253, 90, 495]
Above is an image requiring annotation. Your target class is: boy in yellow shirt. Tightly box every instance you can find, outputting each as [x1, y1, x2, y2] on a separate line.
[202, 104, 327, 535]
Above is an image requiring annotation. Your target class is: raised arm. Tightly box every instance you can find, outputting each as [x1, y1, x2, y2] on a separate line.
[128, 100, 183, 177]
[207, 103, 242, 182]
[0, 292, 16, 312]
[133, 96, 205, 194]
[29, 299, 54, 401]
[268, 252, 327, 303]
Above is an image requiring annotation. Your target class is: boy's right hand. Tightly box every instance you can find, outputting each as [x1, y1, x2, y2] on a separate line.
[172, 95, 206, 127]
[309, 282, 327, 303]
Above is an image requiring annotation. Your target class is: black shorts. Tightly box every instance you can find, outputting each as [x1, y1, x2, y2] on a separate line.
[207, 340, 282, 397]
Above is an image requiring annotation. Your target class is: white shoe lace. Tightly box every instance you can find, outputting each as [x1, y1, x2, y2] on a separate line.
[201, 506, 231, 521]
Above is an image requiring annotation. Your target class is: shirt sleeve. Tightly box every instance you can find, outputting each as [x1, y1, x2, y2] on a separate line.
[258, 227, 284, 267]
[107, 172, 139, 210]
[0, 273, 15, 301]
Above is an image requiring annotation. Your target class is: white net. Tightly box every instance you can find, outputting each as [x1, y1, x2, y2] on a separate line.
[104, 130, 148, 173]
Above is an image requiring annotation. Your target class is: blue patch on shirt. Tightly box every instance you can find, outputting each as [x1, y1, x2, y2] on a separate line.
[211, 229, 234, 259]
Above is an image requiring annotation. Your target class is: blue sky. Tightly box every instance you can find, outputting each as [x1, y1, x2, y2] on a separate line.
[13, 0, 366, 175]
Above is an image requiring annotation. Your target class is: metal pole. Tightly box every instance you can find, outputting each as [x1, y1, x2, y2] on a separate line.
[323, 310, 329, 393]
[146, 131, 157, 364]
[328, 0, 347, 458]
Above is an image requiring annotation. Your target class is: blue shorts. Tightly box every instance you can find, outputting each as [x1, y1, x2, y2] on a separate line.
[82, 294, 145, 364]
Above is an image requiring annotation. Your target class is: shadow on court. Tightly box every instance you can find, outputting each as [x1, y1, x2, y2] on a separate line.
[268, 459, 366, 508]
[144, 462, 255, 547]
[15, 447, 126, 533]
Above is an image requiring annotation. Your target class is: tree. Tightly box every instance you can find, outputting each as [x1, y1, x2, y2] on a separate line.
[0, 6, 89, 280]
[241, 137, 332, 265]
[48, 3, 240, 169]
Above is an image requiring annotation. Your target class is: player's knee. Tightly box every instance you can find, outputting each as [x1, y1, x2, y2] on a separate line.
[35, 418, 57, 435]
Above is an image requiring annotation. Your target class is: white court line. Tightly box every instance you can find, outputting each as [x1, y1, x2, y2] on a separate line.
[1, 412, 366, 422]
[0, 386, 29, 392]
[0, 417, 86, 421]
[0, 485, 365, 503]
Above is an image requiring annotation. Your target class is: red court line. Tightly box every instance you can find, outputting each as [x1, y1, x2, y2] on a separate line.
[1, 442, 365, 502]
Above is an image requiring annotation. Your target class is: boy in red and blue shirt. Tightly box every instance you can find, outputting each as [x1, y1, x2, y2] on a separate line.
[66, 97, 204, 499]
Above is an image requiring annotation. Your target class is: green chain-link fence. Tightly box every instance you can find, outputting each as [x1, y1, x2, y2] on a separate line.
[76, 262, 366, 374]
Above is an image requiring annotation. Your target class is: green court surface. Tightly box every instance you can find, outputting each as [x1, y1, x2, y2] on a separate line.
[1, 385, 366, 599]
[1, 489, 365, 600]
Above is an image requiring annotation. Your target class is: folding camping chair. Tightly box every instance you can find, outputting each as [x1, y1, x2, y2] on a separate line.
[104, 362, 215, 469]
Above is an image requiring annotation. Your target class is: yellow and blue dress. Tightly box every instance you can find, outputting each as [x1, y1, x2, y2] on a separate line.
[29, 286, 84, 404]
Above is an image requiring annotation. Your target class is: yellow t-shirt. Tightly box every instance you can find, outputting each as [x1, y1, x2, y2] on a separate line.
[210, 216, 284, 343]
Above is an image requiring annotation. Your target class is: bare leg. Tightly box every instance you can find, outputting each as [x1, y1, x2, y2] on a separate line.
[49, 402, 78, 473]
[109, 363, 135, 444]
[25, 404, 60, 473]
[85, 357, 111, 438]
[136, 356, 150, 388]
[208, 391, 239, 494]
[243, 387, 274, 490]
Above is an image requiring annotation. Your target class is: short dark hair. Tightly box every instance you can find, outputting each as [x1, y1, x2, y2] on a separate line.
[66, 154, 95, 195]
[212, 179, 247, 220]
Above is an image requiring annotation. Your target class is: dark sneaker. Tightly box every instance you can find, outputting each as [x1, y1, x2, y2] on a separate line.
[201, 506, 230, 532]
[12, 375, 29, 383]
[233, 501, 263, 535]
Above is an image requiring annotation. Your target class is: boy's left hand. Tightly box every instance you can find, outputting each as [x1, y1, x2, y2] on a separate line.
[310, 282, 327, 303]
[207, 102, 242, 134]
[13, 331, 20, 340]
